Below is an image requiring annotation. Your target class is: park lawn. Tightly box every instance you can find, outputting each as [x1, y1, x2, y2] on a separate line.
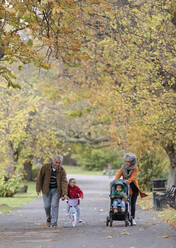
[137, 192, 176, 227]
[0, 182, 37, 214]
[64, 165, 103, 175]
[158, 208, 176, 227]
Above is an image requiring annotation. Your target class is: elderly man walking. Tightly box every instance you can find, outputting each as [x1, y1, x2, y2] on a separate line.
[36, 155, 68, 227]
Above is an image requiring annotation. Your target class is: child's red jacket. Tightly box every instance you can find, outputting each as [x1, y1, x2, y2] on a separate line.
[67, 185, 83, 204]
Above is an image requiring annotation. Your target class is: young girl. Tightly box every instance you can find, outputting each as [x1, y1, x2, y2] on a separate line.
[67, 178, 84, 222]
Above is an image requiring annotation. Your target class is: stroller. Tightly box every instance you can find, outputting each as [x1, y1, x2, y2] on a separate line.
[106, 179, 133, 227]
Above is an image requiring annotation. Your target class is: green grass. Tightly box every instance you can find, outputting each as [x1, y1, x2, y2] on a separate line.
[158, 209, 176, 227]
[137, 192, 176, 227]
[0, 182, 37, 213]
[64, 165, 103, 175]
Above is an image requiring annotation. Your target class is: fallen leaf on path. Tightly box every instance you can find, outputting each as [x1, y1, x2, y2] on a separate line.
[161, 235, 169, 239]
[105, 235, 113, 239]
[98, 209, 104, 212]
[50, 238, 58, 242]
[30, 222, 39, 225]
[152, 222, 160, 225]
[120, 232, 130, 235]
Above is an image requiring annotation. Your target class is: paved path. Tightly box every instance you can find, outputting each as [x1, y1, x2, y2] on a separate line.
[0, 175, 175, 248]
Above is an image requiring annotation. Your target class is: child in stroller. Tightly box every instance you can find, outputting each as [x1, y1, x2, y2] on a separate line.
[106, 179, 133, 227]
[110, 180, 127, 213]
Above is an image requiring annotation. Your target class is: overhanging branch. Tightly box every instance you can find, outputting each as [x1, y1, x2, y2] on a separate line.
[57, 132, 110, 145]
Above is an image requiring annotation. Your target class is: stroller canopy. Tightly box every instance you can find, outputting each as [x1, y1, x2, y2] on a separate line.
[111, 180, 128, 194]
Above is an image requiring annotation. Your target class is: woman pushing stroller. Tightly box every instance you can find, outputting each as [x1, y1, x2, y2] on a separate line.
[106, 153, 147, 227]
[115, 153, 147, 225]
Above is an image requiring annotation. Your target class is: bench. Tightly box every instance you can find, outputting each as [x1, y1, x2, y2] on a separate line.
[153, 185, 176, 211]
[165, 185, 176, 210]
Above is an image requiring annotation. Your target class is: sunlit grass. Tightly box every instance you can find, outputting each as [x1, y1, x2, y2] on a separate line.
[137, 192, 176, 227]
[63, 165, 103, 175]
[158, 208, 176, 227]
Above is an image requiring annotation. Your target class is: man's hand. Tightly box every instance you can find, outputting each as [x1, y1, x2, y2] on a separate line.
[111, 195, 115, 198]
[37, 191, 40, 197]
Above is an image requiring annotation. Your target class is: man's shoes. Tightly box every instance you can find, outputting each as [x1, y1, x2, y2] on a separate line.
[46, 221, 51, 227]
[51, 223, 57, 228]
[132, 218, 136, 225]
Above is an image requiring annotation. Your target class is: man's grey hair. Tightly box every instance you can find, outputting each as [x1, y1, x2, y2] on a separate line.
[53, 155, 63, 162]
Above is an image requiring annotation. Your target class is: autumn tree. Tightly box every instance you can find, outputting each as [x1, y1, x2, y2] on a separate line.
[0, 0, 110, 87]
[0, 62, 111, 180]
[1, 0, 176, 185]
[59, 0, 176, 185]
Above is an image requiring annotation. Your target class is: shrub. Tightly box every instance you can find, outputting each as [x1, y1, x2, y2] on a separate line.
[138, 151, 169, 191]
[0, 175, 22, 197]
[73, 147, 124, 171]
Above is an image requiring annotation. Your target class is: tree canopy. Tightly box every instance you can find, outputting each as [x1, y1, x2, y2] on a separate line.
[0, 0, 176, 186]
[0, 0, 110, 86]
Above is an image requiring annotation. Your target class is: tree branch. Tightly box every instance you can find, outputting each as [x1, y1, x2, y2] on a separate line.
[57, 132, 110, 144]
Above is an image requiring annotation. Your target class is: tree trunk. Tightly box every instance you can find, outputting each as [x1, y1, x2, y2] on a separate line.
[5, 141, 16, 178]
[62, 153, 77, 166]
[168, 166, 176, 186]
[23, 157, 33, 181]
[164, 143, 176, 187]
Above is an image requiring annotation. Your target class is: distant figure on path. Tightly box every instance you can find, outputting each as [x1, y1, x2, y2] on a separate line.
[115, 153, 147, 225]
[108, 163, 113, 178]
[36, 155, 68, 228]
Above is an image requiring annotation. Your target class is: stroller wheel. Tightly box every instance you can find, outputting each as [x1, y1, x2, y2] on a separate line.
[110, 217, 113, 227]
[106, 217, 109, 226]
